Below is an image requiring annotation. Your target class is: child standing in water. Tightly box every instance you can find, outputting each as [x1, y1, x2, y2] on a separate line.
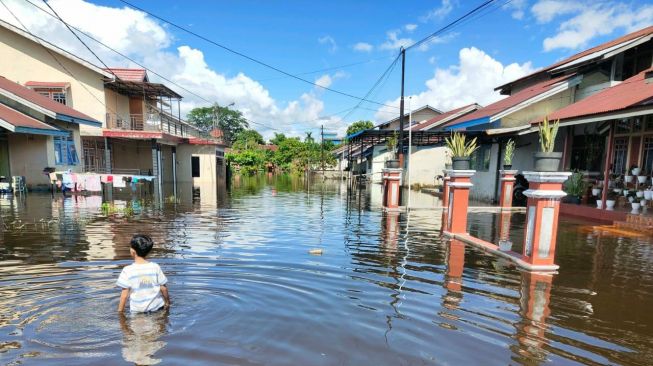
[117, 234, 170, 313]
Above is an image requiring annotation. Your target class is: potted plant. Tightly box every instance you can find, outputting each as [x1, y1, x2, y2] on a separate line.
[534, 116, 561, 171]
[645, 189, 653, 200]
[385, 131, 399, 168]
[445, 132, 478, 170]
[632, 165, 641, 176]
[564, 171, 585, 204]
[444, 150, 452, 170]
[637, 190, 645, 198]
[606, 191, 617, 210]
[591, 186, 601, 196]
[503, 139, 515, 170]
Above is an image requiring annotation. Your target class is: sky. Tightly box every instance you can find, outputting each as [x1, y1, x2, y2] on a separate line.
[0, 0, 652, 139]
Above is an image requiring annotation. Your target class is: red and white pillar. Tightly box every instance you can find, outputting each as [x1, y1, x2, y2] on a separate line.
[444, 239, 465, 293]
[382, 168, 402, 210]
[522, 171, 571, 270]
[442, 170, 451, 209]
[499, 170, 518, 209]
[446, 170, 475, 235]
[517, 272, 552, 355]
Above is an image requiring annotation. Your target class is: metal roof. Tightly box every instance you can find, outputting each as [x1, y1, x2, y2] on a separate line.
[104, 68, 148, 82]
[0, 103, 68, 136]
[104, 79, 182, 99]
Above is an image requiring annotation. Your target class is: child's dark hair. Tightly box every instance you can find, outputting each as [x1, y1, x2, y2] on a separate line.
[130, 234, 154, 258]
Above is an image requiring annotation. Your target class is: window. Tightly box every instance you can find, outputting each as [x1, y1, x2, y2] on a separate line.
[54, 135, 79, 166]
[34, 88, 67, 105]
[642, 137, 653, 175]
[612, 137, 628, 174]
[470, 144, 491, 171]
[191, 156, 200, 178]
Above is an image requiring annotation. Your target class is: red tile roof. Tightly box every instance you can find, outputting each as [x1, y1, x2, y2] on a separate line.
[0, 76, 99, 125]
[104, 68, 148, 82]
[24, 81, 70, 88]
[444, 74, 576, 128]
[541, 68, 653, 123]
[409, 103, 481, 131]
[496, 25, 653, 92]
[0, 103, 61, 132]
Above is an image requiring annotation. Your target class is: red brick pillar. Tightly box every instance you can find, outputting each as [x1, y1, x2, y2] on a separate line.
[522, 171, 571, 269]
[499, 170, 518, 209]
[447, 170, 475, 234]
[382, 168, 402, 210]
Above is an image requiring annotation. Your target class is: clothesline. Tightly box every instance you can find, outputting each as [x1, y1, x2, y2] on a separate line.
[49, 171, 155, 193]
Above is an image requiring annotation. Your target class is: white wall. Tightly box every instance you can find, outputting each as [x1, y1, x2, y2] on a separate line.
[176, 144, 218, 184]
[406, 145, 448, 187]
[470, 143, 500, 202]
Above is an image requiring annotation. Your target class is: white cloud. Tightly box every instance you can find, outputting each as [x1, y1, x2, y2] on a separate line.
[0, 0, 341, 138]
[379, 30, 413, 51]
[404, 23, 418, 32]
[315, 74, 332, 88]
[353, 42, 373, 52]
[318, 35, 337, 53]
[422, 0, 455, 22]
[532, 1, 653, 51]
[503, 0, 528, 20]
[375, 47, 535, 120]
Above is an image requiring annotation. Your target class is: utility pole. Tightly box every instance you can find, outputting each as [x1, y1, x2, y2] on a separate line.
[398, 47, 406, 168]
[321, 124, 325, 178]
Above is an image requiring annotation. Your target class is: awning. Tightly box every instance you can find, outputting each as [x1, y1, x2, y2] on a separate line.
[104, 79, 182, 99]
[0, 103, 69, 136]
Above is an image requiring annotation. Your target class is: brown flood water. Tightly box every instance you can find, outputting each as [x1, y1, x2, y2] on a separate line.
[1, 175, 653, 365]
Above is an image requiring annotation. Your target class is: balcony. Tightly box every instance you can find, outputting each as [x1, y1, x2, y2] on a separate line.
[105, 111, 204, 139]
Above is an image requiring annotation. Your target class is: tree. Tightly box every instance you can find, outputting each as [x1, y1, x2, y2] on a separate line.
[186, 104, 249, 144]
[346, 120, 374, 137]
[233, 129, 265, 149]
[269, 133, 287, 145]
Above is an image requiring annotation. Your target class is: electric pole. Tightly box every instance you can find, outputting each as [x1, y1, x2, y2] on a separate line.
[398, 47, 406, 168]
[321, 124, 325, 177]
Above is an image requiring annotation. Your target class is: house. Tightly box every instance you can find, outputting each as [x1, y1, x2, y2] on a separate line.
[0, 76, 100, 189]
[442, 25, 653, 202]
[0, 20, 225, 193]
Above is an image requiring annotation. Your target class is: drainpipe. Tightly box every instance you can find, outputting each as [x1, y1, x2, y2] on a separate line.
[494, 138, 503, 204]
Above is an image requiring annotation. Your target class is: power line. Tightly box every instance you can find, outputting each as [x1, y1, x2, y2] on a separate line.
[407, 0, 497, 52]
[117, 0, 399, 110]
[39, 0, 117, 79]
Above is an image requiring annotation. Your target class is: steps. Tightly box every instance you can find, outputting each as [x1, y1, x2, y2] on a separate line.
[614, 214, 653, 233]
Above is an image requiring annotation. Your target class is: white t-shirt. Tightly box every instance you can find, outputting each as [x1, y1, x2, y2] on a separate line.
[116, 261, 168, 313]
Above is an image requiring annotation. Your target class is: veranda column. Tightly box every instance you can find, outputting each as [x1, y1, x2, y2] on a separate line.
[521, 171, 571, 269]
[499, 170, 518, 209]
[446, 170, 475, 235]
[382, 168, 402, 210]
[171, 146, 177, 198]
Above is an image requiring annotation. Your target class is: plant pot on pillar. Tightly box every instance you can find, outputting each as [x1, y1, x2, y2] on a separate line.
[503, 138, 516, 170]
[533, 116, 561, 172]
[445, 132, 478, 171]
[384, 131, 400, 169]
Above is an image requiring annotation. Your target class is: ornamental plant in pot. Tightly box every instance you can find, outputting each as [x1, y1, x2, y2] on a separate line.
[564, 170, 585, 204]
[384, 131, 399, 168]
[445, 132, 478, 170]
[632, 165, 641, 176]
[534, 116, 561, 172]
[503, 139, 515, 170]
[606, 191, 617, 210]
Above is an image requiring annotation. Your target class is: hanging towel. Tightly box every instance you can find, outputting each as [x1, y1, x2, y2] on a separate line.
[85, 175, 102, 192]
[113, 175, 126, 188]
[62, 172, 74, 189]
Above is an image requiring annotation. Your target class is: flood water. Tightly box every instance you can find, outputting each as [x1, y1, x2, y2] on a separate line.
[1, 175, 653, 365]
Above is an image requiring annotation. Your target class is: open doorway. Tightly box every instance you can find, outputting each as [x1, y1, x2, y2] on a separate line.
[191, 156, 200, 178]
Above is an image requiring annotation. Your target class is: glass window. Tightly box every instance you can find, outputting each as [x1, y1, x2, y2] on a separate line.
[612, 137, 628, 175]
[52, 92, 66, 105]
[54, 135, 79, 166]
[616, 119, 631, 134]
[642, 137, 653, 175]
[644, 115, 653, 131]
[470, 144, 491, 172]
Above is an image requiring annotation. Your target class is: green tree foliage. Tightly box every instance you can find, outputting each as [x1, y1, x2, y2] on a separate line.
[269, 133, 287, 145]
[186, 105, 249, 144]
[346, 120, 374, 136]
[233, 129, 265, 148]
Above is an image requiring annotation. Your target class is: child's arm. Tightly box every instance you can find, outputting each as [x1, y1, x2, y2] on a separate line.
[118, 288, 129, 312]
[160, 285, 170, 308]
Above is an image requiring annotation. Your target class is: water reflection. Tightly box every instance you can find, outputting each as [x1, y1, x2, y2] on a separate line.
[0, 176, 652, 365]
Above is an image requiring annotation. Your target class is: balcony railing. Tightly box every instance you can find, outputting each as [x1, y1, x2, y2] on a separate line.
[105, 111, 212, 141]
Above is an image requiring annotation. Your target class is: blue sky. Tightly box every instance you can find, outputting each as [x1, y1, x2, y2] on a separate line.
[1, 0, 652, 138]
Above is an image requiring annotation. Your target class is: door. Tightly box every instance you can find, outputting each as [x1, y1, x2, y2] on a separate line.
[191, 156, 200, 178]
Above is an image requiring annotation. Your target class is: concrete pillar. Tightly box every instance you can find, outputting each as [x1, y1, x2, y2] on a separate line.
[499, 170, 518, 209]
[382, 168, 402, 210]
[446, 170, 475, 235]
[151, 139, 162, 198]
[172, 146, 177, 197]
[521, 171, 571, 269]
[442, 170, 451, 209]
[498, 210, 512, 242]
[444, 239, 465, 293]
[383, 211, 400, 250]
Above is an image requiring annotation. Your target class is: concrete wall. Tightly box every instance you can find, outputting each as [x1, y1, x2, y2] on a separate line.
[176, 144, 218, 184]
[501, 89, 574, 128]
[406, 145, 448, 187]
[104, 88, 130, 122]
[370, 145, 392, 183]
[111, 139, 153, 175]
[7, 133, 49, 187]
[0, 26, 106, 135]
[470, 143, 500, 202]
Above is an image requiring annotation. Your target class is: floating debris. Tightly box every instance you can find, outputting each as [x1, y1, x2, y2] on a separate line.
[308, 248, 323, 255]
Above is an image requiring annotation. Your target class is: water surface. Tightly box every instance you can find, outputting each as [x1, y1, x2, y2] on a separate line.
[1, 175, 652, 365]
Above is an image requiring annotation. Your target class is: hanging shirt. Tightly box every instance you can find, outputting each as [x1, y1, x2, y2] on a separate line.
[116, 262, 168, 313]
